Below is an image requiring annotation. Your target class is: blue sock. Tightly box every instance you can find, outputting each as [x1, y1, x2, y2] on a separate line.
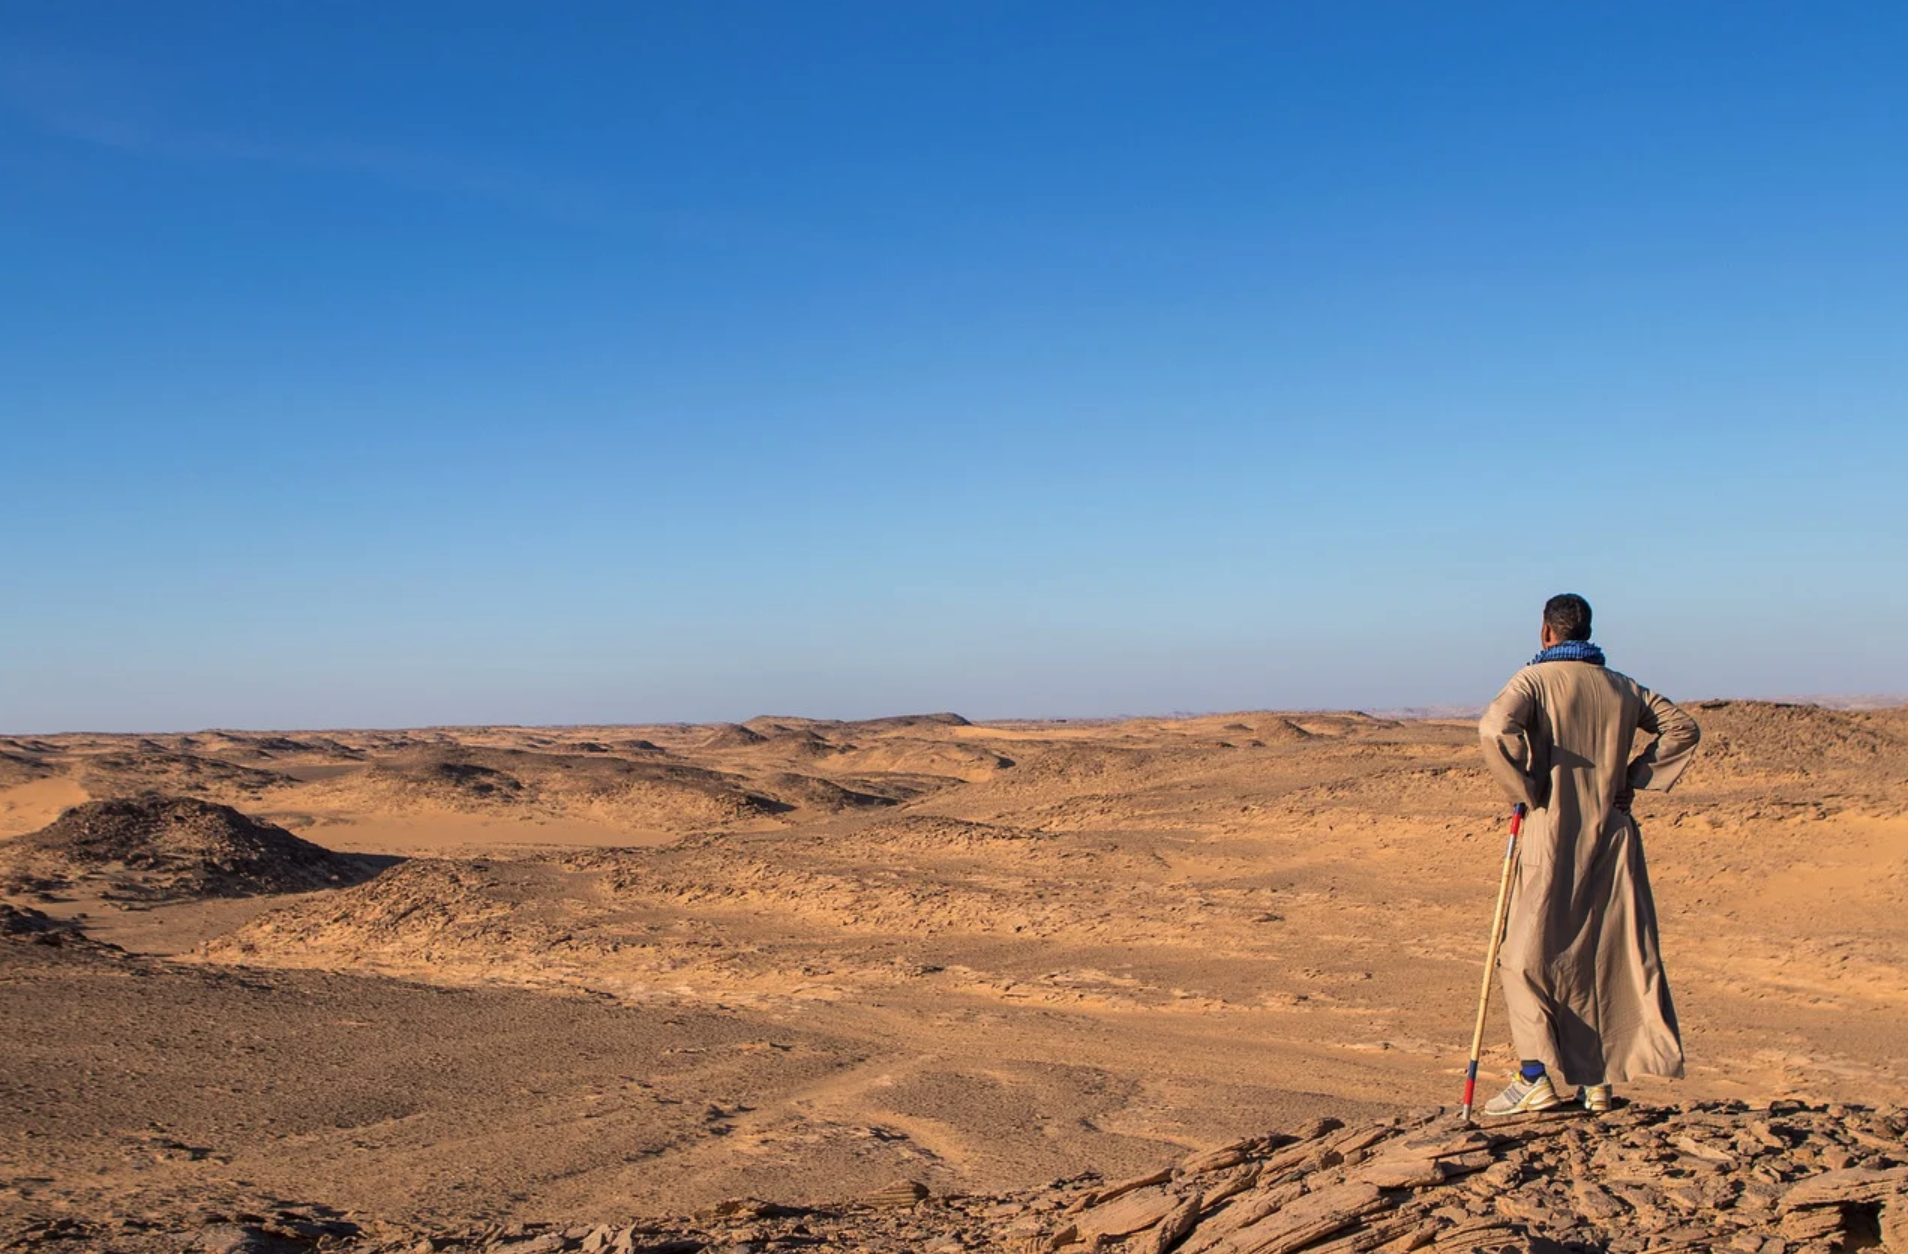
[1520, 1061, 1546, 1082]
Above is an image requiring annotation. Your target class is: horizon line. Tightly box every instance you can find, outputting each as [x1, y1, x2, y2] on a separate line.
[7, 690, 1905, 739]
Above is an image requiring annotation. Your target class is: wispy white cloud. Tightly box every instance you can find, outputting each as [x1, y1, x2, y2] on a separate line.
[0, 41, 824, 253]
[0, 43, 619, 230]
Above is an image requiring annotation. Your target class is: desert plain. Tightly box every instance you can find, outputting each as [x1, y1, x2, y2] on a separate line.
[3, 701, 1905, 1254]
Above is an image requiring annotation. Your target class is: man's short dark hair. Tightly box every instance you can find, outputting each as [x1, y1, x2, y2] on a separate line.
[1544, 593, 1593, 642]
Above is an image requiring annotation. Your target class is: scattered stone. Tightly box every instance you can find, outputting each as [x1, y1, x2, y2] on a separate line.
[192, 1225, 297, 1254]
[1779, 1166, 1908, 1211]
[11, 1101, 1906, 1254]
[863, 1179, 931, 1209]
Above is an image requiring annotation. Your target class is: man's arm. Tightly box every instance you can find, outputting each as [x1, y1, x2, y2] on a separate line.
[1628, 689, 1701, 792]
[1478, 672, 1545, 811]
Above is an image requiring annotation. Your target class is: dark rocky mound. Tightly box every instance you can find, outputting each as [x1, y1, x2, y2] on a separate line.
[198, 732, 366, 761]
[344, 752, 532, 808]
[702, 723, 769, 749]
[847, 711, 972, 731]
[853, 814, 1052, 851]
[762, 772, 899, 812]
[762, 728, 845, 758]
[417, 761, 526, 796]
[334, 747, 784, 825]
[0, 796, 376, 901]
[724, 721, 843, 755]
[305, 736, 368, 758]
[76, 748, 293, 797]
[353, 731, 433, 752]
[0, 748, 55, 784]
[0, 903, 121, 951]
[742, 715, 828, 733]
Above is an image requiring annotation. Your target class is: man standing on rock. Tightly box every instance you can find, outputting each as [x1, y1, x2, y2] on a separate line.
[1475, 593, 1702, 1116]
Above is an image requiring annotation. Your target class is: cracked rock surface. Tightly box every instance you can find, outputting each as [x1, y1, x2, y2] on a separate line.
[8, 1101, 1904, 1254]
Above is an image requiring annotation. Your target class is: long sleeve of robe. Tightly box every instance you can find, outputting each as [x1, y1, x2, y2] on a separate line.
[1478, 661, 1701, 1086]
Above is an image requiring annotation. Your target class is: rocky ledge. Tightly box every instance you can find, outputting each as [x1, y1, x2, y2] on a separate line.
[7, 1100, 1903, 1254]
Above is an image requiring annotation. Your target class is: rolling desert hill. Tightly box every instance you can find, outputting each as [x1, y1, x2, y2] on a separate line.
[0, 796, 383, 901]
[2, 702, 1905, 1253]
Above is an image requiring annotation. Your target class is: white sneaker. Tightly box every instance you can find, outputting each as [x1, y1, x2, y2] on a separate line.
[1579, 1084, 1613, 1113]
[1481, 1072, 1563, 1117]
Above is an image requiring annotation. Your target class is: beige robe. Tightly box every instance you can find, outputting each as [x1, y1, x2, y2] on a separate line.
[1478, 660, 1701, 1086]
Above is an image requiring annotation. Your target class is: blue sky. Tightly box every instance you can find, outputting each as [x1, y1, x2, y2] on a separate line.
[3, 3, 1904, 731]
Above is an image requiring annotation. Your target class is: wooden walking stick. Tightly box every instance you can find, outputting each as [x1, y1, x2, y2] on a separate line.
[1460, 802, 1526, 1123]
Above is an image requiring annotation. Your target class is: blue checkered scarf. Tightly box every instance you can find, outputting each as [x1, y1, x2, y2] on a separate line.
[1531, 640, 1606, 666]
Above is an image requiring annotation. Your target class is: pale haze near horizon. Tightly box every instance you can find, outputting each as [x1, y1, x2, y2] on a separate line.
[3, 4, 1905, 733]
